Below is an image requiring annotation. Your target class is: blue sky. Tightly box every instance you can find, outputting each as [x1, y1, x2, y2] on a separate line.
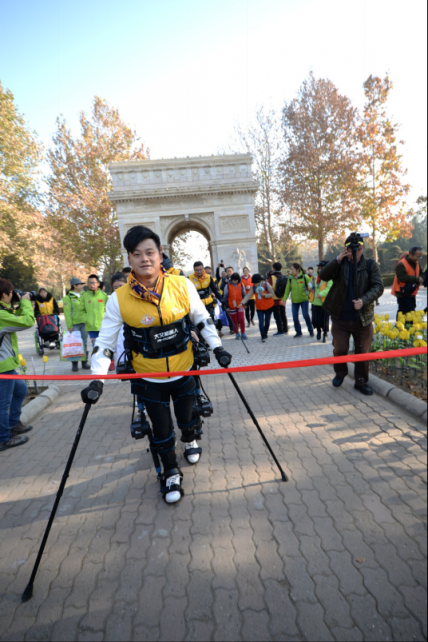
[1, 0, 427, 206]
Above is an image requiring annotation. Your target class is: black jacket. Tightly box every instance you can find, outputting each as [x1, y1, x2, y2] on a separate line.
[320, 255, 384, 326]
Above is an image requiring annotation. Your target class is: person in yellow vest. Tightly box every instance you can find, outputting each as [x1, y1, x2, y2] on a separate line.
[34, 289, 60, 319]
[162, 253, 185, 276]
[392, 246, 424, 316]
[81, 226, 232, 505]
[188, 261, 223, 325]
[312, 261, 333, 342]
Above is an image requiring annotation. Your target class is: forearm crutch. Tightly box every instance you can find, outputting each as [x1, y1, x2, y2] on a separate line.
[22, 390, 98, 602]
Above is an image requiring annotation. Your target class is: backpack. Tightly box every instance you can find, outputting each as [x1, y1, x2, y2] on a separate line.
[274, 275, 289, 298]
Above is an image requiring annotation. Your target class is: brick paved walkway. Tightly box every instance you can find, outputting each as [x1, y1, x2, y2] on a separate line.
[0, 355, 426, 640]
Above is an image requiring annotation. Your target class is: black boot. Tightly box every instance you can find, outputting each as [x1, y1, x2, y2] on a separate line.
[81, 361, 91, 370]
[72, 362, 79, 372]
[317, 329, 322, 340]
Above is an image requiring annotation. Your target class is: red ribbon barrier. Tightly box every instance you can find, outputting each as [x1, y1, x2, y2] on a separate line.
[2, 347, 426, 380]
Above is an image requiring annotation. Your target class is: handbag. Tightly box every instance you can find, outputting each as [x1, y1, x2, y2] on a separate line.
[61, 331, 85, 361]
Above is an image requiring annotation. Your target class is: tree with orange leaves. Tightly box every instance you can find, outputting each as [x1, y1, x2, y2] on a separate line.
[278, 73, 363, 261]
[47, 97, 149, 277]
[357, 74, 412, 262]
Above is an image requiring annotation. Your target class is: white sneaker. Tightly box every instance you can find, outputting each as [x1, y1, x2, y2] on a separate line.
[165, 474, 182, 504]
[185, 440, 201, 464]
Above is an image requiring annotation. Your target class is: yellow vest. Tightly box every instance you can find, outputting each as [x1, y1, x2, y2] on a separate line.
[167, 267, 182, 276]
[270, 275, 281, 301]
[116, 275, 193, 379]
[188, 273, 214, 307]
[37, 298, 55, 315]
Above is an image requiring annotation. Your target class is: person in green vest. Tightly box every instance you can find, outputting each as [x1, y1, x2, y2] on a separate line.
[81, 274, 108, 348]
[283, 263, 315, 338]
[312, 261, 334, 342]
[0, 279, 35, 451]
[63, 277, 90, 372]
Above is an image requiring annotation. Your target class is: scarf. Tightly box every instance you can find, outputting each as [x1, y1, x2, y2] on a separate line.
[128, 267, 166, 306]
[195, 270, 207, 281]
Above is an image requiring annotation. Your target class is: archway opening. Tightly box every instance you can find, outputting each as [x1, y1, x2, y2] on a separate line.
[170, 230, 211, 274]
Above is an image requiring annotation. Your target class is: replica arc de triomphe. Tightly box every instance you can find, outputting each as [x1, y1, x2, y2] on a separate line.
[108, 153, 259, 273]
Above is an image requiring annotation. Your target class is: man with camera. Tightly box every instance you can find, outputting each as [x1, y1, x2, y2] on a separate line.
[320, 233, 384, 396]
[0, 279, 35, 451]
[81, 226, 232, 505]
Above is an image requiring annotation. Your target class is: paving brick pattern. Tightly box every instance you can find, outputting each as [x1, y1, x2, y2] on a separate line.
[2, 287, 427, 640]
[0, 344, 426, 640]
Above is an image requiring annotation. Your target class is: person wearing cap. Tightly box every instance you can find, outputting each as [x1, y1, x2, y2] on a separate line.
[320, 235, 384, 395]
[63, 278, 90, 372]
[312, 262, 333, 342]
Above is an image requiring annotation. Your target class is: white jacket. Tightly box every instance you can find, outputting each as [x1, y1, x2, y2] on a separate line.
[92, 278, 222, 382]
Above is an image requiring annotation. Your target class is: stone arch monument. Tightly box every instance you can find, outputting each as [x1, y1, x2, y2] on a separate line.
[108, 153, 259, 272]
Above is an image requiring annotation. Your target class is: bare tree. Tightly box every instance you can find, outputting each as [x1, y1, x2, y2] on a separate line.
[233, 107, 284, 264]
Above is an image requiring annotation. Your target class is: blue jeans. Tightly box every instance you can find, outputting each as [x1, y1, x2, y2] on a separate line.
[292, 301, 314, 335]
[0, 371, 28, 443]
[257, 310, 273, 339]
[88, 331, 99, 347]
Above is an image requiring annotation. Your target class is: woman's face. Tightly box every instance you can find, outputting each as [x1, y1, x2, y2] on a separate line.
[243, 268, 249, 276]
[40, 289, 48, 299]
[75, 283, 84, 293]
[232, 279, 239, 285]
[112, 280, 126, 291]
[290, 266, 298, 277]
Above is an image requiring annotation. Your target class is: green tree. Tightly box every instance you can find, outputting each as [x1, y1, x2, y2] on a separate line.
[0, 81, 43, 264]
[357, 74, 412, 261]
[47, 97, 149, 276]
[279, 72, 362, 261]
[0, 254, 38, 291]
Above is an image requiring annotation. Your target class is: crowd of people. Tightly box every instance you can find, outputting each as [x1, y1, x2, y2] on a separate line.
[0, 232, 426, 477]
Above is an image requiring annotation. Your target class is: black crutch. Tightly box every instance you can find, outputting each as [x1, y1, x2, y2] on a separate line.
[22, 390, 99, 602]
[227, 373, 288, 482]
[224, 307, 251, 355]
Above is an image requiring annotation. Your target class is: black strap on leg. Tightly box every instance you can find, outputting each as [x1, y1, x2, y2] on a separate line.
[160, 467, 184, 500]
[151, 432, 176, 455]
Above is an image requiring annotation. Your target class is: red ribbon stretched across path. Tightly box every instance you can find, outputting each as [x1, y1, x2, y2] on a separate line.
[1, 347, 426, 381]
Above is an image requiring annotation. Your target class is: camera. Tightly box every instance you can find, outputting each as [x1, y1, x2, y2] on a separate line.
[192, 341, 211, 368]
[11, 290, 37, 306]
[195, 394, 213, 418]
[345, 232, 369, 252]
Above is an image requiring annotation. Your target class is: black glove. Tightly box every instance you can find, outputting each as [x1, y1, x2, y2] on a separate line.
[81, 381, 104, 405]
[214, 347, 232, 368]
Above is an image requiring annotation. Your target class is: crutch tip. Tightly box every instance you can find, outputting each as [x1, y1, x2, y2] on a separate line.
[21, 584, 33, 602]
[281, 472, 289, 482]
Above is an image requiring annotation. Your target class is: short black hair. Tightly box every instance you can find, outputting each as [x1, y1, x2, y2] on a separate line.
[123, 225, 161, 254]
[194, 261, 204, 268]
[111, 272, 127, 288]
[231, 272, 241, 283]
[409, 246, 423, 255]
[226, 266, 234, 271]
[122, 267, 132, 275]
[272, 262, 282, 271]
[88, 274, 100, 282]
[252, 273, 262, 284]
[307, 267, 314, 270]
